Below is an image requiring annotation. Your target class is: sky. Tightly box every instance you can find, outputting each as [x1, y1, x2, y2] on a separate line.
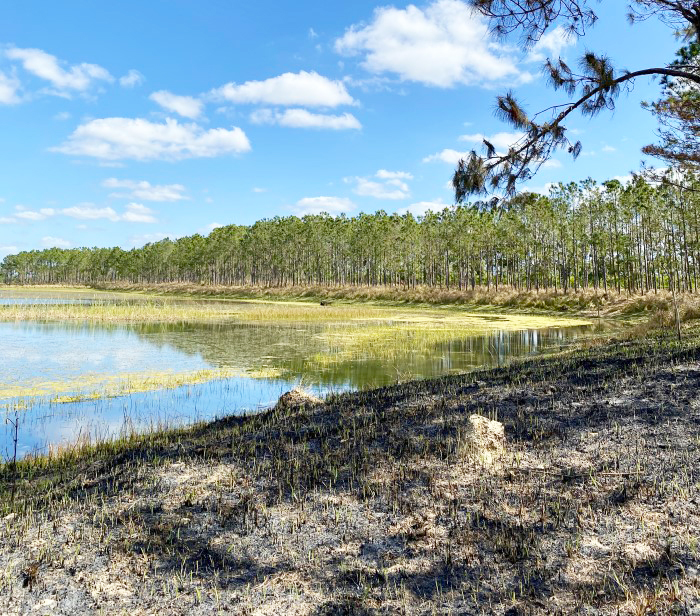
[0, 0, 680, 257]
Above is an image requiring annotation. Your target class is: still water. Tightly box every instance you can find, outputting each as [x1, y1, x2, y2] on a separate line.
[0, 290, 605, 458]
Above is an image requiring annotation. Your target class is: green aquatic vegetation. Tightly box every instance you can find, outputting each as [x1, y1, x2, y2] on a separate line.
[315, 312, 590, 362]
[0, 366, 282, 408]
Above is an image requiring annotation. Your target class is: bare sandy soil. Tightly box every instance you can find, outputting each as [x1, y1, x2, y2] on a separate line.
[1, 330, 699, 615]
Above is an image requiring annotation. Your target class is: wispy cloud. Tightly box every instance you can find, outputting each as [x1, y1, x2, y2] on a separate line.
[290, 196, 355, 216]
[102, 178, 189, 202]
[250, 108, 361, 130]
[150, 90, 203, 119]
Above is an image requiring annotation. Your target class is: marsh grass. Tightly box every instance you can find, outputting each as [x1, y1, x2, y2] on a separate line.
[0, 367, 282, 408]
[81, 280, 700, 318]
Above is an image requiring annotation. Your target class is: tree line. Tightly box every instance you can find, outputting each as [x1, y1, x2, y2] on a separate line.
[4, 174, 700, 295]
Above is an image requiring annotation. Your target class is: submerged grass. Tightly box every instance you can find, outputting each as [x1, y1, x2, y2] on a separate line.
[0, 366, 282, 408]
[0, 323, 698, 614]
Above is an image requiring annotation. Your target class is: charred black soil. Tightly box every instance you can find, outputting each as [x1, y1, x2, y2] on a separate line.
[1, 328, 699, 615]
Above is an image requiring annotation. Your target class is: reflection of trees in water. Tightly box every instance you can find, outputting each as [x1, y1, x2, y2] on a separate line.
[126, 321, 602, 390]
[8, 319, 607, 390]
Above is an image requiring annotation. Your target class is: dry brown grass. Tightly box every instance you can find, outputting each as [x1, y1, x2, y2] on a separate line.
[83, 281, 700, 320]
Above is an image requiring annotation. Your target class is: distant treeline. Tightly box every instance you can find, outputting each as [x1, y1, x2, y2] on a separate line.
[4, 176, 700, 294]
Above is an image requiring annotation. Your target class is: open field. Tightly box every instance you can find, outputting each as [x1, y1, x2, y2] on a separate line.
[0, 326, 698, 614]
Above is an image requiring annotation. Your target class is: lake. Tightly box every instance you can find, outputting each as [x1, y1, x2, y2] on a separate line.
[0, 288, 605, 458]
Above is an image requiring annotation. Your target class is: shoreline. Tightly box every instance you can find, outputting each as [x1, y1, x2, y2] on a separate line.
[2, 281, 689, 320]
[1, 326, 698, 614]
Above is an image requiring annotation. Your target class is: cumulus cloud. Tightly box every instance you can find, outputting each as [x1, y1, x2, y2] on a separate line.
[397, 199, 449, 216]
[102, 178, 189, 201]
[376, 170, 412, 180]
[541, 159, 562, 169]
[202, 222, 224, 234]
[42, 236, 72, 248]
[290, 196, 355, 216]
[61, 204, 119, 221]
[211, 71, 355, 107]
[128, 232, 174, 247]
[0, 71, 21, 104]
[11, 202, 158, 224]
[0, 245, 18, 256]
[425, 132, 526, 165]
[119, 69, 144, 88]
[150, 90, 203, 119]
[335, 0, 528, 87]
[14, 206, 56, 221]
[52, 117, 251, 161]
[121, 203, 157, 223]
[250, 108, 361, 130]
[423, 148, 470, 164]
[348, 170, 413, 199]
[528, 26, 575, 63]
[6, 47, 112, 94]
[459, 131, 523, 151]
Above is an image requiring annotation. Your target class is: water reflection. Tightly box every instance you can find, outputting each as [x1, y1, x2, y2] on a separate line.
[0, 290, 610, 458]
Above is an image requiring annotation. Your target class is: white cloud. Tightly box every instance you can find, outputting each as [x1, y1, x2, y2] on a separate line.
[0, 71, 21, 104]
[459, 131, 523, 151]
[290, 196, 355, 216]
[522, 183, 555, 196]
[250, 108, 361, 130]
[528, 26, 575, 62]
[119, 69, 144, 88]
[335, 0, 527, 87]
[42, 236, 72, 248]
[121, 203, 157, 223]
[202, 222, 224, 233]
[612, 174, 634, 185]
[252, 187, 267, 193]
[0, 217, 17, 224]
[14, 206, 55, 221]
[349, 169, 412, 199]
[212, 71, 355, 107]
[602, 145, 617, 153]
[61, 204, 119, 221]
[425, 132, 525, 165]
[397, 199, 448, 216]
[54, 111, 71, 121]
[541, 159, 562, 169]
[52, 117, 251, 161]
[0, 245, 18, 256]
[150, 90, 203, 119]
[423, 148, 470, 164]
[6, 47, 112, 93]
[128, 232, 174, 247]
[102, 178, 188, 201]
[376, 170, 413, 180]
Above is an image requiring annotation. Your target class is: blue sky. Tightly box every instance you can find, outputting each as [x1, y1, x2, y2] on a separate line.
[0, 0, 679, 256]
